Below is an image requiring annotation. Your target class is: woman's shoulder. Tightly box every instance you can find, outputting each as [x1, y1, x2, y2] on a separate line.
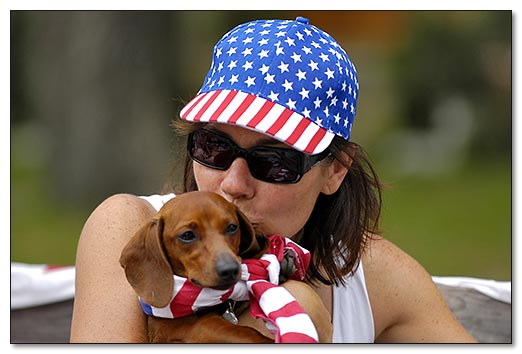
[361, 235, 474, 342]
[73, 193, 155, 342]
[82, 193, 179, 239]
[361, 236, 432, 337]
[362, 235, 431, 280]
[82, 194, 160, 235]
[362, 235, 436, 310]
[93, 193, 156, 216]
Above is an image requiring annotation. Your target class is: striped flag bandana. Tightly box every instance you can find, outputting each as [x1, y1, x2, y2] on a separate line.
[180, 17, 359, 155]
[139, 235, 319, 343]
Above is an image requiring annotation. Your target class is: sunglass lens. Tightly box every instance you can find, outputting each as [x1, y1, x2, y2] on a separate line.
[249, 149, 300, 183]
[190, 130, 235, 169]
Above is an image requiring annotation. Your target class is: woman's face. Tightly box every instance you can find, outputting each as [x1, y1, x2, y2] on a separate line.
[192, 124, 344, 239]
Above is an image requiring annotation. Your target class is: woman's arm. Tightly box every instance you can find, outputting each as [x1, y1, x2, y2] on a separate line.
[363, 236, 477, 343]
[70, 194, 156, 343]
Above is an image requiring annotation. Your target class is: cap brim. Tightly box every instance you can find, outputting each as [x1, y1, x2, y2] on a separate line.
[180, 89, 334, 155]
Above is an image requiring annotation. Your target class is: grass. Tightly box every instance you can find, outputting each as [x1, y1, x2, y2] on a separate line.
[380, 158, 511, 281]
[11, 149, 87, 266]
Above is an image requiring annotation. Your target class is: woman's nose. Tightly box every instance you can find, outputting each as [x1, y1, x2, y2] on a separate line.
[220, 157, 256, 200]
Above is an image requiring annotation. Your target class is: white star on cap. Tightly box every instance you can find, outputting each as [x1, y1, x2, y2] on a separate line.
[264, 73, 276, 84]
[286, 98, 297, 110]
[299, 87, 310, 99]
[229, 74, 239, 84]
[295, 69, 307, 81]
[244, 76, 256, 87]
[325, 68, 335, 79]
[312, 77, 322, 89]
[258, 49, 270, 58]
[278, 61, 289, 73]
[282, 79, 293, 91]
[259, 64, 270, 75]
[268, 91, 279, 101]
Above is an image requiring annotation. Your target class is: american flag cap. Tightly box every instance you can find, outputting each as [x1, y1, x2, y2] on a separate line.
[180, 17, 359, 155]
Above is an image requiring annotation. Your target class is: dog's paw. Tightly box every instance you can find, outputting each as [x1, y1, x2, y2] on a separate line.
[279, 248, 297, 284]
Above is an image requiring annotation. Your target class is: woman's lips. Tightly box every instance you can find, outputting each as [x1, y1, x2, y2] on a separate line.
[234, 205, 263, 231]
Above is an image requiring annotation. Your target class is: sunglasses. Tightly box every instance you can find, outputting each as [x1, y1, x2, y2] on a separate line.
[187, 129, 331, 184]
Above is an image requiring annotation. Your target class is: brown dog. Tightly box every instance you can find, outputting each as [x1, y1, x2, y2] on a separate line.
[119, 191, 273, 343]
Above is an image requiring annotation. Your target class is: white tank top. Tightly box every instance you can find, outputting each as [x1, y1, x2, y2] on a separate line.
[140, 193, 375, 343]
[332, 263, 375, 342]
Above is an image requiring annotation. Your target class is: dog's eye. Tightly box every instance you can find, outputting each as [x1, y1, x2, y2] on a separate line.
[226, 223, 238, 235]
[178, 231, 197, 243]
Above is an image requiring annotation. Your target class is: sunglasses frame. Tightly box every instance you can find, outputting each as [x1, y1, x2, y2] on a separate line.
[187, 129, 331, 184]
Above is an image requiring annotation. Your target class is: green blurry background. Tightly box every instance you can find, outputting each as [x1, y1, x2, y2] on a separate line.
[11, 11, 511, 280]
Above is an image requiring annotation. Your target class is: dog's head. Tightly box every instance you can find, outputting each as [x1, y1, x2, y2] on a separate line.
[119, 191, 268, 308]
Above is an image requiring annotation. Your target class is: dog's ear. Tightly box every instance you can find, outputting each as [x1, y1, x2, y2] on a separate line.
[236, 208, 269, 259]
[119, 217, 174, 308]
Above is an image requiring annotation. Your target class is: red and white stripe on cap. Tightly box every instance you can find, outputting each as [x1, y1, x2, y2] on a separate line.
[180, 90, 335, 155]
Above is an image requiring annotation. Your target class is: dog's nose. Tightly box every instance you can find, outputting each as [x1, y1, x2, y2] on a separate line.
[216, 254, 240, 281]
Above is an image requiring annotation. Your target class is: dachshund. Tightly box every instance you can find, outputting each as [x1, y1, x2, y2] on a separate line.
[119, 191, 274, 343]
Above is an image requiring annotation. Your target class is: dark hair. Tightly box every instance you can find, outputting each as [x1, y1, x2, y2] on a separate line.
[301, 137, 383, 286]
[167, 119, 383, 286]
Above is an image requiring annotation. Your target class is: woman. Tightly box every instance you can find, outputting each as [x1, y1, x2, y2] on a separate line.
[70, 17, 476, 343]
